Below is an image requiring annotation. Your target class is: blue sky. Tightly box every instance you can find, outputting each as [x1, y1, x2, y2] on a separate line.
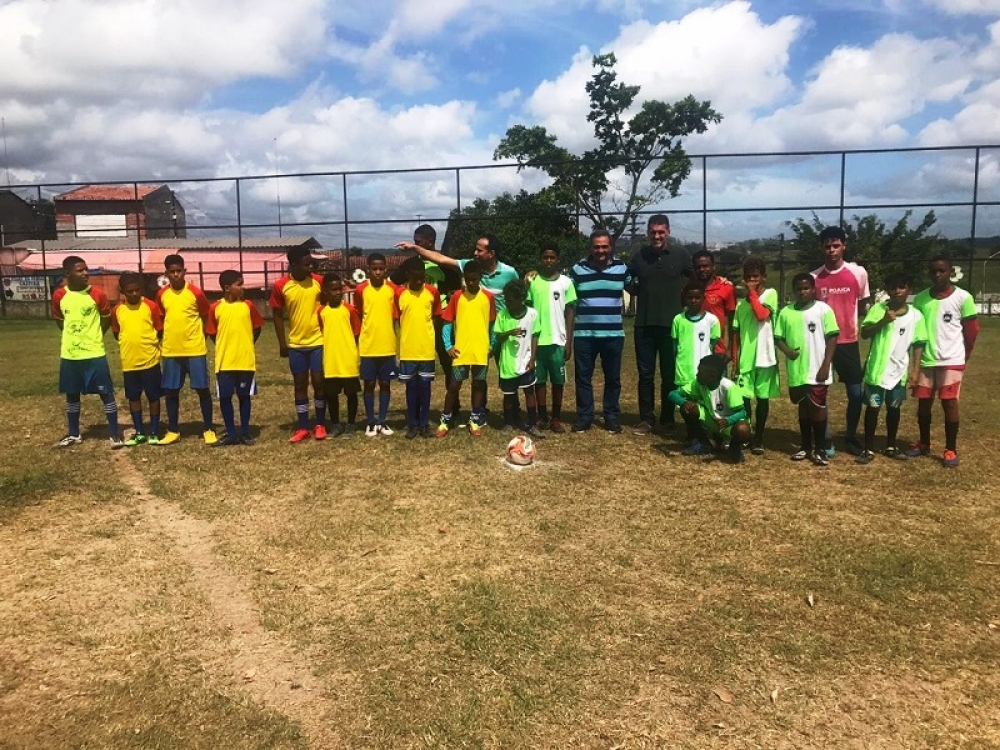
[2, 0, 1000, 245]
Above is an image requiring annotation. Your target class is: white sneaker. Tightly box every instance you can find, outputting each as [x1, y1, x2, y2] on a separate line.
[365, 424, 379, 437]
[55, 435, 83, 447]
[109, 436, 125, 450]
[378, 424, 394, 436]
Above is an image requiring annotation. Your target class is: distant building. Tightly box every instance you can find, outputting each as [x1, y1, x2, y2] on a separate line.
[54, 184, 186, 240]
[0, 190, 56, 246]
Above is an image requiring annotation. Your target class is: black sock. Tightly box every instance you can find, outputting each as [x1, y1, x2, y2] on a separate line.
[799, 417, 812, 451]
[754, 399, 769, 445]
[885, 406, 900, 448]
[944, 421, 959, 451]
[812, 420, 827, 453]
[918, 409, 932, 446]
[864, 407, 879, 452]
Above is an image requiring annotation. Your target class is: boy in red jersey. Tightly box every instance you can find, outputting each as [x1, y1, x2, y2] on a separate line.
[207, 270, 264, 446]
[111, 272, 163, 445]
[692, 249, 736, 356]
[52, 256, 122, 448]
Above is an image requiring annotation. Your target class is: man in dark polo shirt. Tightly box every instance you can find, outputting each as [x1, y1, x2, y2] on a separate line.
[628, 214, 691, 434]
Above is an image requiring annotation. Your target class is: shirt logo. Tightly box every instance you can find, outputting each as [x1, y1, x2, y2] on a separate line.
[899, 327, 906, 336]
[943, 312, 953, 323]
[698, 332, 706, 341]
[553, 291, 561, 301]
[808, 322, 817, 333]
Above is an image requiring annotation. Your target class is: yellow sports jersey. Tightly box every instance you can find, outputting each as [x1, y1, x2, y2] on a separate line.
[442, 289, 495, 366]
[356, 280, 399, 357]
[318, 303, 361, 378]
[269, 274, 324, 348]
[207, 299, 264, 373]
[52, 286, 111, 360]
[112, 298, 163, 371]
[156, 282, 209, 357]
[395, 284, 442, 361]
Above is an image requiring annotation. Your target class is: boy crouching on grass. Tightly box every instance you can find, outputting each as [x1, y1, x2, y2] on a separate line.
[668, 354, 750, 464]
[52, 256, 122, 449]
[493, 278, 544, 438]
[111, 272, 164, 445]
[318, 273, 362, 437]
[856, 272, 926, 464]
[206, 270, 264, 446]
[775, 273, 839, 467]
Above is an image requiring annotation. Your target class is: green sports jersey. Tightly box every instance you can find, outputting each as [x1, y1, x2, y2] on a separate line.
[671, 311, 720, 386]
[912, 286, 976, 367]
[774, 300, 839, 387]
[733, 287, 777, 372]
[862, 303, 926, 388]
[52, 285, 111, 360]
[677, 376, 745, 422]
[495, 307, 541, 379]
[527, 274, 576, 346]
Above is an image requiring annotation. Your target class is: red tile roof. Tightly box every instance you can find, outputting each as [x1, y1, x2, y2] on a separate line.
[55, 185, 162, 201]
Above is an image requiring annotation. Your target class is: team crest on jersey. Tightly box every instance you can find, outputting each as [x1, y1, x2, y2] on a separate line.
[698, 332, 706, 341]
[553, 291, 561, 301]
[943, 312, 953, 323]
[899, 327, 906, 336]
[808, 322, 817, 333]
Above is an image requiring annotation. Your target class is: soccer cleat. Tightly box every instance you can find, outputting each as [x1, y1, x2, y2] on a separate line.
[379, 424, 394, 437]
[942, 449, 960, 468]
[526, 425, 545, 439]
[212, 434, 242, 447]
[810, 450, 830, 467]
[536, 417, 551, 430]
[855, 450, 876, 465]
[420, 425, 435, 438]
[109, 436, 125, 450]
[905, 443, 930, 458]
[845, 437, 865, 457]
[825, 445, 836, 459]
[500, 423, 515, 433]
[55, 435, 83, 448]
[632, 421, 654, 435]
[124, 434, 147, 447]
[313, 424, 328, 440]
[549, 419, 566, 434]
[790, 450, 809, 461]
[751, 439, 765, 456]
[344, 423, 357, 437]
[682, 440, 712, 456]
[289, 428, 311, 443]
[147, 435, 161, 446]
[405, 426, 420, 440]
[883, 446, 908, 461]
[240, 434, 255, 446]
[157, 431, 181, 445]
[327, 424, 344, 438]
[435, 421, 450, 438]
[203, 430, 219, 446]
[469, 421, 483, 437]
[365, 424, 379, 437]
[726, 447, 745, 464]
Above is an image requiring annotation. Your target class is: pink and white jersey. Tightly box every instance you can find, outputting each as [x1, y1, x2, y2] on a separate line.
[812, 262, 870, 344]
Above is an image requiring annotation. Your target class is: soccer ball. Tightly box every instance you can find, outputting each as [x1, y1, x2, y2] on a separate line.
[506, 435, 536, 466]
[352, 268, 368, 284]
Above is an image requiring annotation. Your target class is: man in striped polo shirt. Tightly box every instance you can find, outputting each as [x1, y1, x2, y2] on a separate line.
[569, 229, 632, 433]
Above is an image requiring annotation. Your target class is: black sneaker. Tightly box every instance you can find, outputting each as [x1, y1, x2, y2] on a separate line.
[605, 420, 623, 434]
[212, 434, 242, 447]
[241, 434, 255, 446]
[632, 421, 654, 435]
[855, 449, 876, 465]
[571, 422, 592, 433]
[526, 425, 545, 439]
[420, 424, 435, 438]
[883, 446, 909, 461]
[405, 426, 420, 440]
[810, 449, 830, 467]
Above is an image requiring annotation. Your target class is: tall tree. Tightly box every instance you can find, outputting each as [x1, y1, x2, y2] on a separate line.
[494, 53, 721, 244]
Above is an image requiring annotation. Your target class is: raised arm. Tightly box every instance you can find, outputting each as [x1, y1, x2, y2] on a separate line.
[395, 242, 460, 270]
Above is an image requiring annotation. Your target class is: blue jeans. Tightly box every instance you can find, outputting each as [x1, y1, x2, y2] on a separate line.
[574, 336, 624, 425]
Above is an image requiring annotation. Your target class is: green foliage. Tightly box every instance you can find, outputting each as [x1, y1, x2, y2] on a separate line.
[786, 210, 948, 292]
[494, 53, 721, 243]
[441, 189, 585, 274]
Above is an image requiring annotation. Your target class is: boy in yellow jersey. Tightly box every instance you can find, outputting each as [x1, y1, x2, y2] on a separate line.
[52, 256, 122, 449]
[318, 273, 362, 436]
[394, 255, 443, 439]
[155, 254, 216, 445]
[206, 270, 264, 446]
[111, 272, 164, 446]
[436, 260, 497, 437]
[355, 252, 399, 436]
[270, 246, 328, 442]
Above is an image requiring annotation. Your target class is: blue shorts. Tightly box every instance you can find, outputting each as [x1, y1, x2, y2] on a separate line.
[161, 355, 210, 390]
[864, 382, 907, 409]
[398, 360, 435, 381]
[360, 355, 398, 382]
[452, 364, 488, 382]
[123, 365, 162, 401]
[499, 370, 537, 395]
[288, 347, 323, 375]
[59, 357, 114, 396]
[217, 371, 258, 399]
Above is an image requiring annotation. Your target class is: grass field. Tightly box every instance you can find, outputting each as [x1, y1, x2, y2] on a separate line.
[1, 318, 998, 749]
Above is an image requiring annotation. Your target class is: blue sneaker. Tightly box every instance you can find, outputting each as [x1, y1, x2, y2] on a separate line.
[682, 440, 712, 456]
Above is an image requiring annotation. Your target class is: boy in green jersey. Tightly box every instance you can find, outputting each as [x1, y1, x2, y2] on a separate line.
[493, 279, 544, 437]
[856, 273, 926, 464]
[526, 245, 576, 433]
[671, 282, 720, 442]
[775, 273, 839, 467]
[731, 256, 779, 454]
[668, 354, 750, 464]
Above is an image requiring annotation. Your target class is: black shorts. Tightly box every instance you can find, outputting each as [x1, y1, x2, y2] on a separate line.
[324, 377, 360, 397]
[832, 342, 863, 386]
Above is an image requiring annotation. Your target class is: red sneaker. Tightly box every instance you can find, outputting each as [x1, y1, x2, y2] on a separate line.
[289, 428, 311, 443]
[313, 425, 328, 440]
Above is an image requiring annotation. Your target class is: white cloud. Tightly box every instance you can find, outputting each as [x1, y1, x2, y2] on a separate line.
[923, 0, 1000, 14]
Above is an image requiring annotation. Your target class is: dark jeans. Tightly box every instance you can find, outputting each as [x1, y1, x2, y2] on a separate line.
[574, 336, 624, 425]
[634, 325, 677, 426]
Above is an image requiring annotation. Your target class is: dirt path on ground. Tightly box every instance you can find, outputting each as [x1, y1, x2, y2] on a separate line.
[113, 452, 339, 748]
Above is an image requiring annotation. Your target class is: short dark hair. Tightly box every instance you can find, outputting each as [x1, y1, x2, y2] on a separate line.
[647, 214, 670, 229]
[540, 244, 560, 257]
[219, 269, 242, 289]
[502, 277, 527, 302]
[400, 255, 425, 276]
[928, 254, 953, 268]
[368, 252, 387, 265]
[691, 249, 714, 264]
[480, 234, 501, 258]
[742, 256, 767, 276]
[62, 255, 86, 271]
[287, 246, 312, 266]
[164, 254, 184, 269]
[322, 272, 342, 285]
[792, 272, 816, 288]
[590, 228, 612, 243]
[883, 271, 911, 289]
[462, 259, 484, 276]
[699, 353, 727, 375]
[119, 272, 142, 289]
[819, 226, 847, 243]
[683, 278, 706, 297]
[414, 224, 436, 244]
